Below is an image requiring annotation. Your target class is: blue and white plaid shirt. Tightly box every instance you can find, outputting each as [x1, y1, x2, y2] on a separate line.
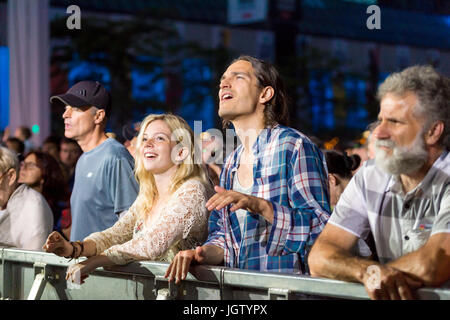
[204, 125, 331, 274]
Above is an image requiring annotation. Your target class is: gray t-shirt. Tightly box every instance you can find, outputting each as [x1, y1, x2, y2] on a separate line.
[70, 138, 139, 241]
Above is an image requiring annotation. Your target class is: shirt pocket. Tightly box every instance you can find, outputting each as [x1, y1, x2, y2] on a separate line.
[403, 228, 432, 254]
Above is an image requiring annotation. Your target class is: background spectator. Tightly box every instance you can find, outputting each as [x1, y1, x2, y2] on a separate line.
[123, 122, 140, 159]
[59, 137, 82, 189]
[324, 149, 373, 258]
[365, 121, 379, 161]
[5, 137, 24, 160]
[0, 146, 53, 250]
[14, 126, 35, 154]
[42, 134, 62, 162]
[324, 150, 361, 208]
[18, 151, 68, 232]
[200, 131, 223, 187]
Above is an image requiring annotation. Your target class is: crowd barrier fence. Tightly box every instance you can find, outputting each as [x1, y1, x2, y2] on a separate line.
[1, 248, 449, 300]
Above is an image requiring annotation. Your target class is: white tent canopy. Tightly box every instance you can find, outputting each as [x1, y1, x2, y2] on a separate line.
[7, 0, 50, 147]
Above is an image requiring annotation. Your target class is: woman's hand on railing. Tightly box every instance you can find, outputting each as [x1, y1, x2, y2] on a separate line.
[43, 231, 73, 257]
[165, 246, 206, 284]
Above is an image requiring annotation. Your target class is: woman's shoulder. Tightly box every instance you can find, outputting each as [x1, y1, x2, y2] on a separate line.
[175, 178, 212, 196]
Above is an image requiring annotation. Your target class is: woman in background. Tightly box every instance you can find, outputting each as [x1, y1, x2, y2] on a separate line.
[324, 150, 361, 208]
[18, 151, 68, 231]
[324, 150, 374, 258]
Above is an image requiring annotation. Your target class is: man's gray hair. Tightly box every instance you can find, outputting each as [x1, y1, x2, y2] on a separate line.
[0, 146, 19, 174]
[377, 65, 450, 150]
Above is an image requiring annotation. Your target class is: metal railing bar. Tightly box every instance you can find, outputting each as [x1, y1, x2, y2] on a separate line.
[1, 248, 449, 300]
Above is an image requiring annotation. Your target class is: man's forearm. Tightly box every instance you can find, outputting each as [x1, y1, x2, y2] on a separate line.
[387, 247, 450, 286]
[201, 245, 225, 265]
[309, 241, 379, 284]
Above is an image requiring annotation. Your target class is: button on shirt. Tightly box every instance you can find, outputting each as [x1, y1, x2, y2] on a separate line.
[205, 125, 331, 274]
[329, 151, 450, 264]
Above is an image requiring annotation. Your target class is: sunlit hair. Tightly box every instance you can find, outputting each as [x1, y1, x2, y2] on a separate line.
[133, 114, 210, 219]
[377, 65, 450, 150]
[0, 146, 19, 175]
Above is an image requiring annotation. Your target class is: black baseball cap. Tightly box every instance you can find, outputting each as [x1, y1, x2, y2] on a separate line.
[50, 81, 111, 116]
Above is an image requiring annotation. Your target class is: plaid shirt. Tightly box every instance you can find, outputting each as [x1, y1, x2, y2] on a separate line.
[204, 125, 331, 274]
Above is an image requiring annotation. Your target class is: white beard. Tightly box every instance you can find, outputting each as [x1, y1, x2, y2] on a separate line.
[374, 132, 428, 175]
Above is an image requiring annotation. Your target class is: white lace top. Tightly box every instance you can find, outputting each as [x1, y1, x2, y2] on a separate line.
[84, 179, 212, 265]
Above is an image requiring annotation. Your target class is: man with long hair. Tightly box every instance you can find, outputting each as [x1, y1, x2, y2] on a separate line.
[166, 55, 330, 280]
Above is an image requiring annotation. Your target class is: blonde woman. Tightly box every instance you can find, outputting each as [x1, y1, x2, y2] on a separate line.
[43, 114, 212, 282]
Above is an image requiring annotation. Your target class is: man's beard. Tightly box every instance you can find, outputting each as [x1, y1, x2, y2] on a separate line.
[374, 131, 429, 175]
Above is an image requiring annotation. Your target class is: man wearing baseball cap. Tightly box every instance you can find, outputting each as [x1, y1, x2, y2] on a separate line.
[50, 81, 138, 241]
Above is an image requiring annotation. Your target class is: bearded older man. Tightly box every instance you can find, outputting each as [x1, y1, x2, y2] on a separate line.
[308, 65, 450, 300]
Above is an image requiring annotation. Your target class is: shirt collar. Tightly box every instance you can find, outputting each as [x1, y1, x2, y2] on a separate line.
[387, 175, 402, 195]
[230, 124, 279, 173]
[251, 124, 277, 155]
[387, 150, 448, 197]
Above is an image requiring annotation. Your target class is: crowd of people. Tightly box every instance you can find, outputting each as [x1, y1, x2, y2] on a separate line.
[0, 55, 449, 300]
[1, 127, 82, 242]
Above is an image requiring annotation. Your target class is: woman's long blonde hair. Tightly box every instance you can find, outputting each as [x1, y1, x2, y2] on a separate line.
[133, 113, 209, 219]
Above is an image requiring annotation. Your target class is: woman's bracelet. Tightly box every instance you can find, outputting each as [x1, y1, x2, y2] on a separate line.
[74, 241, 84, 257]
[65, 241, 84, 261]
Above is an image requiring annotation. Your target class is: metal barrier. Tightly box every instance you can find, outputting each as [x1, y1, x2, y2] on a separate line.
[1, 248, 449, 300]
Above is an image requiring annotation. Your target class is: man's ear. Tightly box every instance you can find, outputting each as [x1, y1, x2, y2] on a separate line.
[259, 86, 274, 105]
[94, 108, 106, 125]
[425, 121, 444, 146]
[7, 168, 17, 186]
[328, 173, 338, 187]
